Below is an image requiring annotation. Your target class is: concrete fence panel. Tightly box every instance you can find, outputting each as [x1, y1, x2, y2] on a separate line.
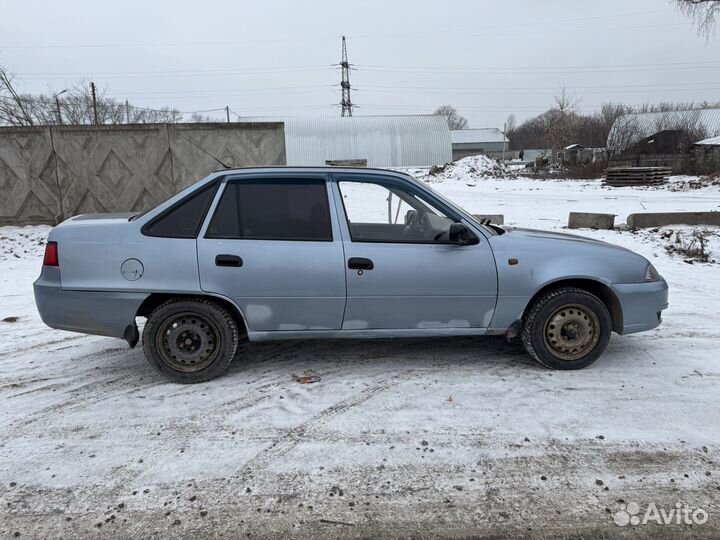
[167, 123, 286, 190]
[0, 126, 61, 225]
[0, 122, 286, 226]
[51, 124, 173, 220]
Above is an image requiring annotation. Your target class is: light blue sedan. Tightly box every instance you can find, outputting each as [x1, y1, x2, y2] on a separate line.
[34, 167, 668, 382]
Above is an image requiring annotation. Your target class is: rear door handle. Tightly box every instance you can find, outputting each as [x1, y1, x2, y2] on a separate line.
[215, 254, 243, 267]
[348, 257, 374, 270]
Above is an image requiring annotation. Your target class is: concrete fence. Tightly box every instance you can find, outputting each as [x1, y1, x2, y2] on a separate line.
[0, 122, 286, 226]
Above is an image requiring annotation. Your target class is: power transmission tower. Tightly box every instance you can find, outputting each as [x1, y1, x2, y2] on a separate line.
[339, 36, 353, 117]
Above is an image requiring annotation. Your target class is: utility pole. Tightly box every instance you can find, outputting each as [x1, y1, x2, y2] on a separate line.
[502, 121, 507, 161]
[125, 100, 131, 123]
[54, 89, 67, 125]
[226, 106, 230, 123]
[90, 81, 99, 125]
[340, 36, 353, 117]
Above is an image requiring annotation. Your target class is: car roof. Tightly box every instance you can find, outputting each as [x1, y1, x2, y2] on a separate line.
[212, 166, 415, 179]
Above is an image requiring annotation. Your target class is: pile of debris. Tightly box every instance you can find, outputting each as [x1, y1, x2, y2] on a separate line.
[667, 174, 720, 192]
[424, 155, 514, 184]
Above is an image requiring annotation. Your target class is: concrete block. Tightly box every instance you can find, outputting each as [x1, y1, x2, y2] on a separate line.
[568, 212, 615, 230]
[626, 212, 720, 229]
[472, 214, 504, 225]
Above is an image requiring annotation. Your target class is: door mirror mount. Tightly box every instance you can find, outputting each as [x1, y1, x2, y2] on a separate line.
[448, 223, 479, 245]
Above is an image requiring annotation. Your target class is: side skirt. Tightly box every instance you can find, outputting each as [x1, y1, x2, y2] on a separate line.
[248, 327, 489, 342]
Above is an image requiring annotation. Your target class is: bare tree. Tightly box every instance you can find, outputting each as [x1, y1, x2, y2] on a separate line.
[553, 86, 579, 114]
[606, 112, 641, 160]
[506, 114, 516, 133]
[544, 86, 579, 153]
[593, 103, 630, 160]
[675, 0, 720, 38]
[1, 63, 182, 126]
[433, 105, 468, 130]
[0, 64, 34, 125]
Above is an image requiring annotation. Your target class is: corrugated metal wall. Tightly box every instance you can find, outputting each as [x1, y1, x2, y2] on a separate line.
[241, 115, 452, 167]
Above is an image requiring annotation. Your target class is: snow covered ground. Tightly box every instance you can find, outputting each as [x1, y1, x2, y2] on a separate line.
[1, 171, 719, 539]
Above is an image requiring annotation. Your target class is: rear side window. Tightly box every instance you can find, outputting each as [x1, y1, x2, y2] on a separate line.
[143, 182, 219, 238]
[205, 180, 332, 241]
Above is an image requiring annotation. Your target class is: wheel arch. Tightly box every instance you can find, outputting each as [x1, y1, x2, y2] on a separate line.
[523, 278, 623, 334]
[136, 292, 249, 335]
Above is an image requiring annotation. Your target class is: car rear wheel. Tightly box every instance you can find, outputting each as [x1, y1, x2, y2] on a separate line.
[521, 287, 611, 370]
[143, 297, 239, 383]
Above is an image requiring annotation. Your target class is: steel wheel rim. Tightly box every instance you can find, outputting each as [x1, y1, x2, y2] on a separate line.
[156, 312, 221, 372]
[543, 303, 600, 361]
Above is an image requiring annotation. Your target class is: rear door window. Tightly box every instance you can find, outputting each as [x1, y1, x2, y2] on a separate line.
[142, 181, 219, 238]
[205, 180, 332, 241]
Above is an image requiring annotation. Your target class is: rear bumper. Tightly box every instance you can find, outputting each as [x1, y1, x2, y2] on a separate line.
[612, 278, 669, 335]
[34, 266, 148, 341]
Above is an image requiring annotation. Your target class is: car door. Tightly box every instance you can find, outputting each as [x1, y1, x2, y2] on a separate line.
[196, 173, 346, 332]
[332, 173, 498, 331]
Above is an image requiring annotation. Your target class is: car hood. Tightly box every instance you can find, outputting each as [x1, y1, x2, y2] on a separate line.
[496, 226, 634, 253]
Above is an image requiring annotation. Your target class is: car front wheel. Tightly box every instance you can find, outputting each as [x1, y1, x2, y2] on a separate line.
[143, 297, 239, 383]
[521, 287, 611, 370]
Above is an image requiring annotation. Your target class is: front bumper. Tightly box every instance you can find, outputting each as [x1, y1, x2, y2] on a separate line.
[612, 278, 669, 335]
[34, 266, 148, 342]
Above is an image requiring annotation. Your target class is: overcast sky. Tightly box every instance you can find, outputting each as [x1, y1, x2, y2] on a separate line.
[1, 0, 719, 128]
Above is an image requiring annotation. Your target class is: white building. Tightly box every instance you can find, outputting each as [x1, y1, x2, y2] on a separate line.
[239, 115, 452, 168]
[450, 128, 509, 160]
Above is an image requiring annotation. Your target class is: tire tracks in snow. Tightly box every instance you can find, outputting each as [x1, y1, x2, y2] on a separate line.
[235, 371, 426, 474]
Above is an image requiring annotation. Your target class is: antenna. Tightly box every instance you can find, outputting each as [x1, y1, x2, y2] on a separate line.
[340, 36, 353, 117]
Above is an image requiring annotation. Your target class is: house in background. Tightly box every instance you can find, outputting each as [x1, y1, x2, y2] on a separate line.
[606, 109, 720, 172]
[451, 128, 509, 160]
[608, 109, 720, 155]
[692, 135, 720, 173]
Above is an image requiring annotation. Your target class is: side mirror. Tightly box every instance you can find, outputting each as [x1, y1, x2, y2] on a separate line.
[448, 223, 479, 245]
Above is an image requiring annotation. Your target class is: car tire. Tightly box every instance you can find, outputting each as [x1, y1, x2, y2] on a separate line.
[142, 297, 239, 383]
[521, 287, 611, 370]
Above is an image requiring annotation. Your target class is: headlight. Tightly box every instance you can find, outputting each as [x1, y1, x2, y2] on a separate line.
[645, 263, 661, 281]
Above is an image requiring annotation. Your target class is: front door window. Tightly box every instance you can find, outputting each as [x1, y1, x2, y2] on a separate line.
[337, 180, 455, 243]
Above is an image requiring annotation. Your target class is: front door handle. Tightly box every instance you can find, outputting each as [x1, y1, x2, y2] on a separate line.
[215, 254, 243, 267]
[348, 257, 374, 270]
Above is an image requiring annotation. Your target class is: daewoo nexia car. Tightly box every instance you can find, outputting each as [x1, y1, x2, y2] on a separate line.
[34, 167, 668, 383]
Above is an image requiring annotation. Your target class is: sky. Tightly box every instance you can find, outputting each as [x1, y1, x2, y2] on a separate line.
[1, 0, 719, 129]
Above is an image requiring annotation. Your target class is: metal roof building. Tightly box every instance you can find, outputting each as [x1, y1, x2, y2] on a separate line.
[450, 128, 509, 160]
[696, 134, 720, 146]
[608, 109, 720, 150]
[239, 115, 451, 168]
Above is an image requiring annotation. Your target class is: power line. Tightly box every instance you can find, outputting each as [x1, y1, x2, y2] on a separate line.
[359, 59, 720, 72]
[14, 66, 336, 81]
[357, 86, 720, 96]
[0, 8, 673, 50]
[16, 65, 334, 76]
[359, 80, 720, 91]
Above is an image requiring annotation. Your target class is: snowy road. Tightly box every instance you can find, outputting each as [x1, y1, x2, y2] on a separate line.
[1, 176, 719, 539]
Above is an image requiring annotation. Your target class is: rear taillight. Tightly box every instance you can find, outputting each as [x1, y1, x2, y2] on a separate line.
[43, 242, 59, 266]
